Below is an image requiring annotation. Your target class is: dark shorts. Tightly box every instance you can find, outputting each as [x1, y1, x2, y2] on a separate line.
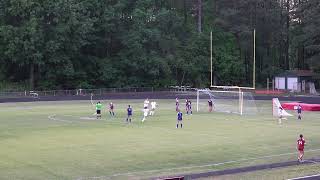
[97, 110, 101, 114]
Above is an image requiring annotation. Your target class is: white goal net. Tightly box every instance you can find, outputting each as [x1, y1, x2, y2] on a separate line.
[272, 98, 293, 117]
[196, 89, 258, 115]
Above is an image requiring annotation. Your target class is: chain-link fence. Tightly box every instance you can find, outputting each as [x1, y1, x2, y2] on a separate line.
[0, 87, 186, 98]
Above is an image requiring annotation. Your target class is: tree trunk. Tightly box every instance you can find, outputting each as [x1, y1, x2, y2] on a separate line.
[180, 71, 186, 86]
[285, 0, 290, 70]
[183, 0, 188, 25]
[30, 63, 35, 90]
[197, 0, 202, 34]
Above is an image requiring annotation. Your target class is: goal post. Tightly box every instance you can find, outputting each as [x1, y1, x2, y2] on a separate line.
[196, 89, 257, 115]
[210, 29, 256, 89]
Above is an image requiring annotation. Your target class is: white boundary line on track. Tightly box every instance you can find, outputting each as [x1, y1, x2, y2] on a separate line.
[287, 174, 320, 180]
[76, 148, 320, 180]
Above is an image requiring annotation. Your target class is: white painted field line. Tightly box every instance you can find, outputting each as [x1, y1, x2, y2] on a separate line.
[48, 114, 73, 123]
[48, 114, 142, 126]
[287, 174, 320, 180]
[76, 148, 320, 180]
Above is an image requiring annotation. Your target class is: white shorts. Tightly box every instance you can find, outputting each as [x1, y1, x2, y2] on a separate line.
[143, 109, 149, 116]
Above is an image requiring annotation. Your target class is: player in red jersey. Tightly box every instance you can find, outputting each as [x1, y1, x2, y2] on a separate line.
[109, 102, 115, 117]
[297, 134, 306, 162]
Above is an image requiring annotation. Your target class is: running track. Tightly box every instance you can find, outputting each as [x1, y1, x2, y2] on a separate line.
[157, 158, 320, 179]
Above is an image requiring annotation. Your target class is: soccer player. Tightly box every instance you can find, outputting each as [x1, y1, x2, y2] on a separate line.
[208, 99, 213, 112]
[297, 134, 306, 162]
[109, 102, 115, 117]
[177, 110, 183, 128]
[149, 101, 157, 116]
[96, 101, 102, 119]
[142, 98, 149, 122]
[297, 104, 302, 120]
[126, 105, 133, 123]
[175, 97, 179, 112]
[185, 99, 189, 113]
[187, 99, 192, 115]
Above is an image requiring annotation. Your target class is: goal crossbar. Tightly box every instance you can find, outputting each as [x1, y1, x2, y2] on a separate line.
[210, 85, 255, 90]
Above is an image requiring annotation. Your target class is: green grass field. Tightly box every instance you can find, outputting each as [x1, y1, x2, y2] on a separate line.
[0, 99, 320, 180]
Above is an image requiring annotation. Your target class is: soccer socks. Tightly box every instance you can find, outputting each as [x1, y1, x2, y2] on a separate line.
[181, 124, 183, 128]
[176, 124, 178, 128]
[112, 112, 115, 116]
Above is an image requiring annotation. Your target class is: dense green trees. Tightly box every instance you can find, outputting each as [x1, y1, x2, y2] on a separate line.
[0, 0, 319, 90]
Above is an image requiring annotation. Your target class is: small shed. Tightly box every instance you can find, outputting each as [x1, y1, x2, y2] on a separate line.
[274, 70, 317, 92]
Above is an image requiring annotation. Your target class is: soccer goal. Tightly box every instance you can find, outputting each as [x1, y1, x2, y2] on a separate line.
[272, 98, 293, 117]
[196, 89, 258, 115]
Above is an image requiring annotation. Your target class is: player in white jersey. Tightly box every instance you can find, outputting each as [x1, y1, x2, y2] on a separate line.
[142, 98, 150, 122]
[278, 107, 283, 124]
[149, 101, 157, 116]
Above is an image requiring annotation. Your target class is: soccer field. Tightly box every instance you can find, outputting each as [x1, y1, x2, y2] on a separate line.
[0, 99, 320, 180]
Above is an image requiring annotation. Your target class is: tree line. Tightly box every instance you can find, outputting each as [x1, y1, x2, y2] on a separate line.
[0, 0, 319, 90]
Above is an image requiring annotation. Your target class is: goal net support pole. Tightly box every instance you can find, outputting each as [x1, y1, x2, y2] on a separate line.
[197, 89, 200, 112]
[238, 88, 244, 115]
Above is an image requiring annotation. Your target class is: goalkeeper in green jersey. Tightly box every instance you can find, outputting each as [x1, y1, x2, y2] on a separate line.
[96, 101, 102, 119]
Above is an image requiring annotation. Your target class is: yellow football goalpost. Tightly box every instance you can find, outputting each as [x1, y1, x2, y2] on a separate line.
[210, 29, 256, 90]
[205, 29, 256, 115]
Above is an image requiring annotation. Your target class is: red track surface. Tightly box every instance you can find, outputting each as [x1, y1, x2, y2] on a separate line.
[282, 102, 320, 111]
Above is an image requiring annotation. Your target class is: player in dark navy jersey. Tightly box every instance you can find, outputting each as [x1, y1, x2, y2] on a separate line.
[297, 104, 302, 120]
[177, 110, 183, 128]
[126, 105, 133, 123]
